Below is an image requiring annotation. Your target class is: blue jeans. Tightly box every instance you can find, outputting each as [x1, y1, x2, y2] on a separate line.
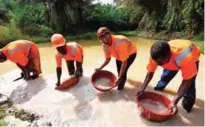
[155, 61, 199, 99]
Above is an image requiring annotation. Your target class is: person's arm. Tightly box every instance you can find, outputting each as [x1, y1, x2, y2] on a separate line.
[137, 57, 158, 94]
[75, 61, 83, 78]
[76, 61, 83, 71]
[115, 59, 128, 86]
[118, 60, 127, 78]
[137, 72, 154, 95]
[73, 48, 83, 77]
[16, 63, 30, 80]
[56, 67, 62, 86]
[169, 61, 198, 114]
[172, 79, 193, 105]
[14, 53, 31, 80]
[96, 58, 111, 71]
[169, 78, 193, 114]
[96, 44, 111, 71]
[173, 61, 198, 105]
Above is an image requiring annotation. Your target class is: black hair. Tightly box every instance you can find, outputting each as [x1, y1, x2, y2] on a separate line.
[150, 40, 171, 61]
[0, 51, 7, 62]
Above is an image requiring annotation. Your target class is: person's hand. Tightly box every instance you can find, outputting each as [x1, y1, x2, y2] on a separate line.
[20, 72, 24, 78]
[55, 81, 60, 86]
[22, 71, 30, 81]
[75, 70, 82, 78]
[136, 89, 144, 97]
[169, 102, 178, 115]
[115, 78, 122, 86]
[31, 74, 39, 80]
[95, 68, 102, 72]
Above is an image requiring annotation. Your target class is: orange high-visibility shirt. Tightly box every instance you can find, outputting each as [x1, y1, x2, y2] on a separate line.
[103, 35, 137, 61]
[55, 42, 83, 68]
[1, 40, 37, 66]
[147, 39, 201, 80]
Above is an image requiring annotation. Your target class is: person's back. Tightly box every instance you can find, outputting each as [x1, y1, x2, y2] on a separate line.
[0, 40, 41, 80]
[3, 40, 33, 62]
[110, 35, 136, 59]
[147, 39, 201, 78]
[168, 39, 200, 67]
[103, 34, 136, 61]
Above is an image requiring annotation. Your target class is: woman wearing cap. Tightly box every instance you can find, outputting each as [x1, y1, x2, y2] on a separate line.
[51, 34, 84, 86]
[96, 27, 137, 91]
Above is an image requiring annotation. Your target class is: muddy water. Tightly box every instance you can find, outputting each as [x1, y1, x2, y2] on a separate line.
[0, 37, 155, 75]
[140, 99, 168, 114]
[94, 78, 111, 89]
[0, 37, 204, 126]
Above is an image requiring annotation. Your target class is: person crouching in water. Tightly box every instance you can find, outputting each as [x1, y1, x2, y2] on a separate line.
[51, 34, 83, 86]
[0, 40, 42, 80]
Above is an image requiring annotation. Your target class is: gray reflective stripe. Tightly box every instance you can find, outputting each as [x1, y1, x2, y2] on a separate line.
[175, 44, 194, 67]
[114, 38, 131, 48]
[8, 43, 30, 56]
[103, 44, 109, 52]
[70, 45, 77, 56]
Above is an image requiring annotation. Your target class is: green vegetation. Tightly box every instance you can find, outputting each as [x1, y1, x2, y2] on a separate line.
[0, 107, 8, 126]
[193, 32, 204, 53]
[0, 0, 204, 51]
[0, 120, 7, 126]
[0, 99, 40, 126]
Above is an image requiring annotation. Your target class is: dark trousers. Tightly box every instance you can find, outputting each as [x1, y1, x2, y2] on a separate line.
[116, 53, 136, 90]
[155, 61, 199, 112]
[66, 57, 83, 75]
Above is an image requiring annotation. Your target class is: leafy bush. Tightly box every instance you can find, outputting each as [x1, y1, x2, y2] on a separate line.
[66, 32, 97, 40]
[193, 32, 204, 41]
[3, 19, 24, 42]
[30, 36, 50, 43]
[22, 25, 53, 37]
